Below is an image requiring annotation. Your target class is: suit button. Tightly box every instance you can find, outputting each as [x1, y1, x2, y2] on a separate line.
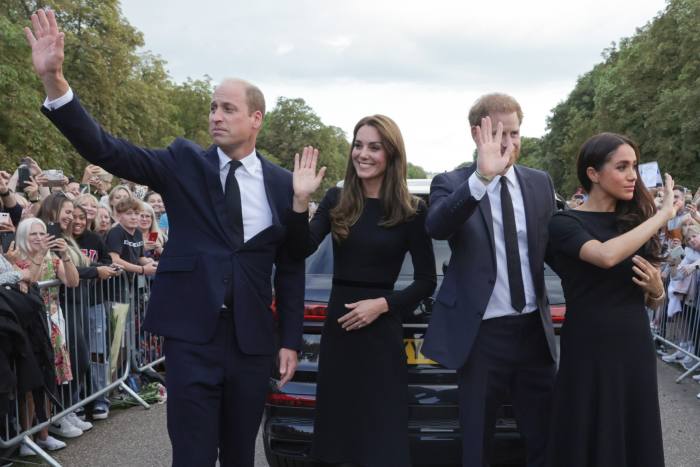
[223, 278, 229, 284]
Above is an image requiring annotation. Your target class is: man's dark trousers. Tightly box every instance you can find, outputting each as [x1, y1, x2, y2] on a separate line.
[458, 312, 554, 466]
[165, 310, 272, 467]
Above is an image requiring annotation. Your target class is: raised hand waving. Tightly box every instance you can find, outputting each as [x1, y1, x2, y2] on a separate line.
[292, 146, 326, 213]
[474, 116, 513, 181]
[24, 9, 69, 99]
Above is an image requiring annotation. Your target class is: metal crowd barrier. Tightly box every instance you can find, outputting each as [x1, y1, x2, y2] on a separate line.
[0, 272, 164, 467]
[652, 269, 700, 383]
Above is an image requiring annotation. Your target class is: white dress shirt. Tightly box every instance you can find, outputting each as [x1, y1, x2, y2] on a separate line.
[44, 88, 274, 244]
[468, 167, 538, 319]
[218, 148, 273, 242]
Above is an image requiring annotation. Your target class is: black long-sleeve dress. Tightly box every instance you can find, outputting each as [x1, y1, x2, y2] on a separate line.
[287, 187, 436, 467]
[546, 210, 664, 467]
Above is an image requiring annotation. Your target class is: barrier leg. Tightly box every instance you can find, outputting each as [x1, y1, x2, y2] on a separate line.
[118, 381, 151, 410]
[21, 435, 62, 467]
[676, 358, 700, 383]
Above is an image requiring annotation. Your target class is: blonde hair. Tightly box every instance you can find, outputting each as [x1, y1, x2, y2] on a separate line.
[75, 193, 100, 230]
[684, 224, 700, 240]
[15, 218, 46, 259]
[140, 203, 166, 243]
[108, 185, 133, 207]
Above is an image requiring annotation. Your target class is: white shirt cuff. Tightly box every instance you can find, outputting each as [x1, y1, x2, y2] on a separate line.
[43, 88, 74, 111]
[468, 172, 491, 200]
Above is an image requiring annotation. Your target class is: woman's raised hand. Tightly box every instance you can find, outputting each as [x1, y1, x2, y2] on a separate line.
[292, 146, 325, 212]
[660, 173, 676, 220]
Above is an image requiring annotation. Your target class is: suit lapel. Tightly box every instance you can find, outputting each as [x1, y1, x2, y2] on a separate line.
[258, 153, 281, 226]
[468, 165, 497, 267]
[203, 146, 237, 249]
[514, 166, 539, 277]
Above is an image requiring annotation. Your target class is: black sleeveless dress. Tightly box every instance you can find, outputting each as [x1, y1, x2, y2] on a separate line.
[546, 210, 664, 467]
[288, 187, 436, 467]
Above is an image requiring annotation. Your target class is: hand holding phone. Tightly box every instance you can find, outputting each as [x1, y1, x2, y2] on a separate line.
[148, 231, 158, 242]
[0, 212, 13, 233]
[43, 170, 65, 187]
[46, 222, 63, 239]
[17, 165, 31, 191]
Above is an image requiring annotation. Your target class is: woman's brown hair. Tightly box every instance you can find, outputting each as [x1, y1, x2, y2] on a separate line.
[330, 115, 418, 241]
[576, 132, 661, 261]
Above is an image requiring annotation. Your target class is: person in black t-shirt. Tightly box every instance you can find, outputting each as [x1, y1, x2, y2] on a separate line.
[105, 198, 157, 276]
[73, 204, 121, 419]
[105, 198, 157, 304]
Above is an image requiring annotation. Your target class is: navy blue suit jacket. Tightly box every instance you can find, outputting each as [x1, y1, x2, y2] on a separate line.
[42, 97, 304, 355]
[422, 164, 558, 369]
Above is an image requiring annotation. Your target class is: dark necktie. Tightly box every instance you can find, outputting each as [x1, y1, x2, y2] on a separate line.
[225, 160, 244, 246]
[500, 177, 526, 312]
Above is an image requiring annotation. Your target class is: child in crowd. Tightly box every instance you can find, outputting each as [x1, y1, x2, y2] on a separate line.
[105, 198, 158, 286]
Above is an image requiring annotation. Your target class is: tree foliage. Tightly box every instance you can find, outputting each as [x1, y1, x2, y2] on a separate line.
[407, 162, 427, 178]
[0, 0, 359, 191]
[525, 0, 700, 195]
[257, 97, 350, 195]
[0, 0, 198, 177]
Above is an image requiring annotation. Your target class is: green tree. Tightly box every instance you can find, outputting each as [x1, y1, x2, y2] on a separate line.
[537, 0, 700, 196]
[0, 0, 187, 178]
[407, 162, 427, 178]
[258, 97, 349, 195]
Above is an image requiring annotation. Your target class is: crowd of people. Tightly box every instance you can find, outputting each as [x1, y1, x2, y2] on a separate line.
[0, 157, 167, 457]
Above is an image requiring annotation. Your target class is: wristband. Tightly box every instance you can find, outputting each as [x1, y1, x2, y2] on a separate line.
[0, 190, 10, 197]
[474, 169, 495, 183]
[648, 289, 665, 301]
[141, 266, 145, 274]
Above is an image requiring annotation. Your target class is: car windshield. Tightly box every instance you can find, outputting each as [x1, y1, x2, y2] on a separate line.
[306, 235, 452, 277]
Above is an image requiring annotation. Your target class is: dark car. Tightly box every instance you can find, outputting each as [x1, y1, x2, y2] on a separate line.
[263, 229, 566, 467]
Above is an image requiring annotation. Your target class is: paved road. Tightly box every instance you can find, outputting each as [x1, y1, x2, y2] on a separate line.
[8, 359, 700, 467]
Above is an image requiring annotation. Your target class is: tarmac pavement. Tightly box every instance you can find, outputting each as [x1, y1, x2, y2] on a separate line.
[7, 359, 700, 467]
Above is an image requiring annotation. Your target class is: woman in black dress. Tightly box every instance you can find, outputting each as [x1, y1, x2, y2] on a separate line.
[547, 133, 673, 467]
[289, 115, 436, 466]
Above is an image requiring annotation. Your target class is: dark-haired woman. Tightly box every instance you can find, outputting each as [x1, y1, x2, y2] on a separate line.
[546, 133, 672, 467]
[289, 116, 437, 466]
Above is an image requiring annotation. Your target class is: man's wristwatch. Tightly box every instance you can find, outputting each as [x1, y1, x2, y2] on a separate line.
[0, 189, 11, 197]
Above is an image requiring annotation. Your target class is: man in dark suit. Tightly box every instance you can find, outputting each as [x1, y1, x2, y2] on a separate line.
[423, 93, 557, 467]
[25, 10, 306, 466]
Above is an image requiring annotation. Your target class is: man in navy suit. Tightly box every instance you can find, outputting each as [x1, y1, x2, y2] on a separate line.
[25, 10, 306, 466]
[423, 94, 557, 466]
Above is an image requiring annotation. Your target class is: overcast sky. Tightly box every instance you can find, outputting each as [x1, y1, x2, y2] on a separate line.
[119, 0, 668, 173]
